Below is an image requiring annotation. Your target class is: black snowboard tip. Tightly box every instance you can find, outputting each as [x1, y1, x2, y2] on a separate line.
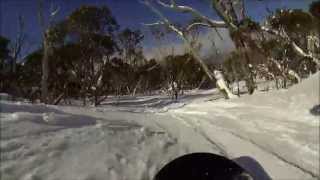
[310, 104, 320, 116]
[154, 153, 253, 180]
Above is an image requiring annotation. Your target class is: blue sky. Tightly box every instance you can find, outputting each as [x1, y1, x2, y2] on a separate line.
[0, 0, 316, 58]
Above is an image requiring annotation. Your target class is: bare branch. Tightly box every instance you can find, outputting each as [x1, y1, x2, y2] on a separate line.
[186, 22, 212, 31]
[185, 21, 224, 41]
[211, 0, 238, 30]
[157, 0, 228, 29]
[141, 0, 184, 36]
[37, 0, 46, 34]
[239, 0, 246, 20]
[141, 21, 165, 27]
[50, 6, 60, 17]
[225, 0, 239, 24]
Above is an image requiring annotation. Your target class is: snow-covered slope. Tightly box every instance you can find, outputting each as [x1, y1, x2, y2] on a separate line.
[168, 72, 319, 179]
[0, 101, 190, 180]
[0, 73, 319, 180]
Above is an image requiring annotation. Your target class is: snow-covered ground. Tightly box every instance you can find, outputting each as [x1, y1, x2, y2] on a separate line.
[1, 73, 319, 180]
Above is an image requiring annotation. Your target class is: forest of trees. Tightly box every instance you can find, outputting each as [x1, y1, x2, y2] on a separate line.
[0, 1, 319, 106]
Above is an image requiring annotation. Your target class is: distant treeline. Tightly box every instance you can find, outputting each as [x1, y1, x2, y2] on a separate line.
[0, 1, 319, 105]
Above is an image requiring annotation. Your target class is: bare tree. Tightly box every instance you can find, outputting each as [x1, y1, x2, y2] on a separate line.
[142, 0, 319, 97]
[10, 15, 26, 74]
[142, 0, 243, 98]
[261, 26, 320, 67]
[37, 0, 59, 104]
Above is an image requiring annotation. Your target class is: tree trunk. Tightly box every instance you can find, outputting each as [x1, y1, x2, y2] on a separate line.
[53, 93, 64, 105]
[82, 87, 87, 106]
[126, 86, 131, 95]
[197, 76, 206, 89]
[132, 77, 142, 96]
[288, 69, 301, 83]
[236, 79, 240, 96]
[41, 35, 49, 104]
[275, 78, 279, 90]
[245, 76, 255, 94]
[214, 70, 237, 99]
[83, 96, 86, 106]
[94, 93, 98, 106]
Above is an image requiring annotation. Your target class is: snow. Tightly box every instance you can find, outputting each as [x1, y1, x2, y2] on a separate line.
[1, 103, 187, 180]
[1, 72, 319, 180]
[0, 93, 11, 99]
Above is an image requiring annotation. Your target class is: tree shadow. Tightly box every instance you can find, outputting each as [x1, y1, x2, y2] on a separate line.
[233, 156, 272, 180]
[0, 101, 65, 114]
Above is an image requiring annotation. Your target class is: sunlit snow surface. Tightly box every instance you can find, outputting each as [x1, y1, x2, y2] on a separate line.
[1, 73, 319, 180]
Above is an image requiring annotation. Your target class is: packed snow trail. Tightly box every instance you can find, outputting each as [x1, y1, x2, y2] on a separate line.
[0, 73, 319, 180]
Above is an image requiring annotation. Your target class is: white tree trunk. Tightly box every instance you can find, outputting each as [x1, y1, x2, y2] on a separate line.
[288, 69, 301, 83]
[214, 70, 238, 99]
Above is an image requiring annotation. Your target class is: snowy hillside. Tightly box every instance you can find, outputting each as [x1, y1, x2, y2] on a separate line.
[1, 73, 319, 180]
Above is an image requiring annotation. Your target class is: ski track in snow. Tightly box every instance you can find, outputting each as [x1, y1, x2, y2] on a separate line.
[168, 110, 318, 179]
[0, 73, 319, 180]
